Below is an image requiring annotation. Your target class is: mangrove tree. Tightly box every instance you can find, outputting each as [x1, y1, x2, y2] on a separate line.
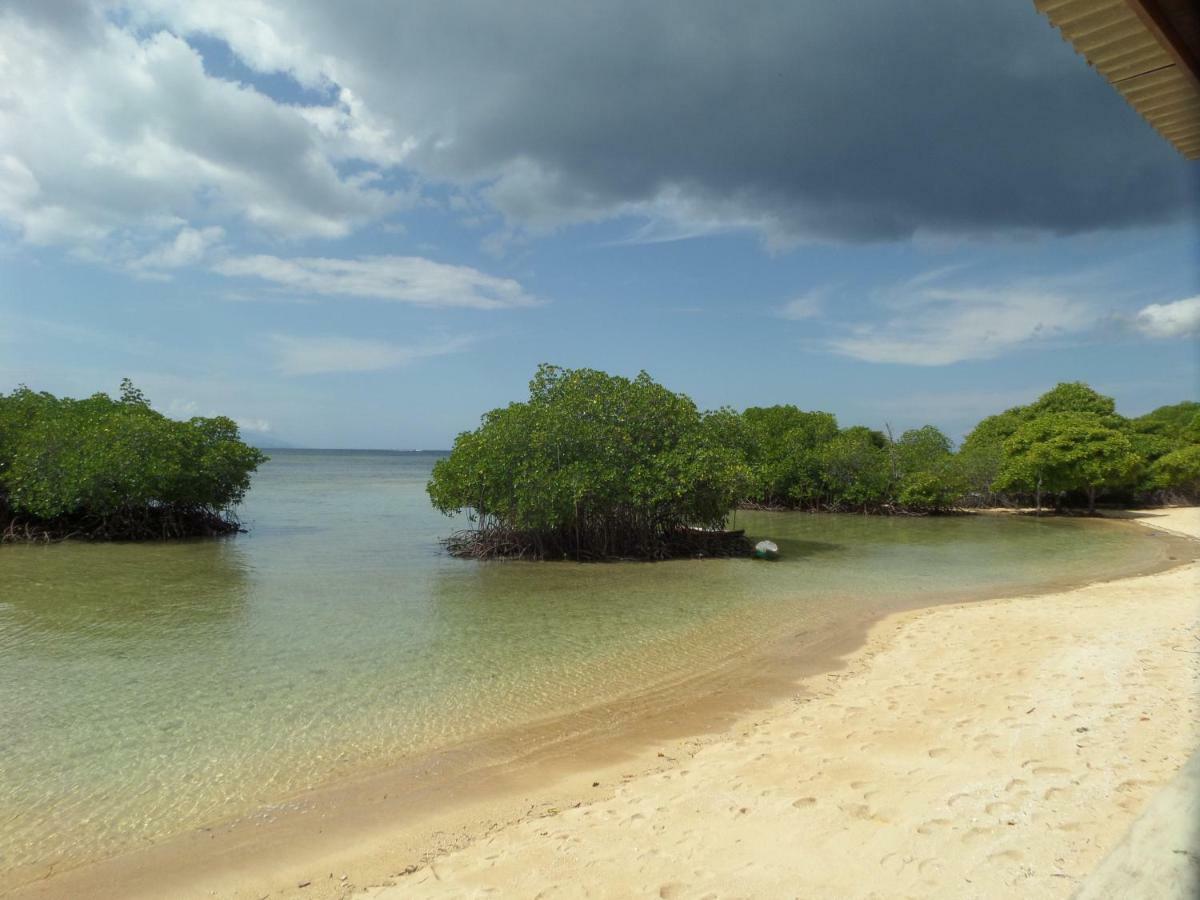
[0, 380, 266, 541]
[427, 365, 751, 560]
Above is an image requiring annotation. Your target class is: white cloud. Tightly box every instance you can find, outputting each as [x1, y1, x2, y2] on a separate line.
[215, 255, 537, 310]
[1133, 295, 1200, 339]
[268, 333, 476, 375]
[130, 226, 225, 272]
[296, 87, 416, 168]
[0, 8, 400, 255]
[777, 290, 823, 320]
[827, 286, 1094, 366]
[126, 0, 333, 87]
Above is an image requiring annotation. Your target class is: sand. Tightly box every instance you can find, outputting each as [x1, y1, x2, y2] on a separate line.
[1076, 748, 1200, 899]
[356, 508, 1200, 900]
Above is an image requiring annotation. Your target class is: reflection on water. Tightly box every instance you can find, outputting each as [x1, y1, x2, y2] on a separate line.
[0, 451, 1181, 875]
[1, 541, 250, 637]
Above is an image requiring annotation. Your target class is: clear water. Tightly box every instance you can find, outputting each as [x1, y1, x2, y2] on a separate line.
[0, 450, 1180, 874]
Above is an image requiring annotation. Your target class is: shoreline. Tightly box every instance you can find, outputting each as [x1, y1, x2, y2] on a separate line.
[7, 510, 1198, 899]
[365, 508, 1200, 899]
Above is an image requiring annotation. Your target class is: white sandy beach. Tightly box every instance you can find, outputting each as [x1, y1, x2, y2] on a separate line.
[357, 509, 1199, 899]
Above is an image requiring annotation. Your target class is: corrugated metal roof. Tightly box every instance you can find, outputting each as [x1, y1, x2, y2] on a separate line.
[1035, 0, 1200, 159]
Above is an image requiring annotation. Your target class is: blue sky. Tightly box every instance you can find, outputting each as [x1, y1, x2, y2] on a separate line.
[2, 1, 1198, 449]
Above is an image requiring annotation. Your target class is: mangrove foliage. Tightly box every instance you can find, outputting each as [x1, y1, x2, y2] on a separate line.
[427, 365, 752, 560]
[430, 368, 1200, 558]
[0, 380, 267, 541]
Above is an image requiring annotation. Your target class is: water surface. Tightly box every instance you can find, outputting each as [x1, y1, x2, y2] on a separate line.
[0, 450, 1182, 874]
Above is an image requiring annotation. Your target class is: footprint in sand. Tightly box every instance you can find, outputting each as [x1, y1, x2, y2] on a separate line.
[916, 818, 951, 835]
[927, 747, 949, 759]
[962, 826, 995, 844]
[1116, 779, 1149, 793]
[792, 797, 818, 809]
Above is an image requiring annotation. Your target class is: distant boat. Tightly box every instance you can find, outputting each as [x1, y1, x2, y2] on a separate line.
[753, 540, 779, 560]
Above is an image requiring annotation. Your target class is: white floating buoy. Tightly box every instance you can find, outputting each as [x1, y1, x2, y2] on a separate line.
[753, 540, 779, 560]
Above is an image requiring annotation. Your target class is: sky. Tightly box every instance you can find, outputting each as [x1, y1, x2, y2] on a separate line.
[1, 0, 1198, 449]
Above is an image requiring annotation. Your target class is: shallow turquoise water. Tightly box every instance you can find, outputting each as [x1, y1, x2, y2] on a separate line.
[0, 450, 1179, 873]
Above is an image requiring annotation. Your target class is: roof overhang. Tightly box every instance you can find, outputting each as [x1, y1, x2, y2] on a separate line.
[1035, 0, 1200, 159]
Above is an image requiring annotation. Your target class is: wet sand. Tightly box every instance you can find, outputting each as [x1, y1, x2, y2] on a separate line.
[8, 510, 1198, 899]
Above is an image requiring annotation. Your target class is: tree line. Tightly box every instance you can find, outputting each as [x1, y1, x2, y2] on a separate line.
[0, 381, 266, 541]
[428, 366, 1200, 560]
[3, 370, 1193, 549]
[732, 381, 1198, 514]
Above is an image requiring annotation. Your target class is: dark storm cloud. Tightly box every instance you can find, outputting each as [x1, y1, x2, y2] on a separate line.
[261, 0, 1195, 242]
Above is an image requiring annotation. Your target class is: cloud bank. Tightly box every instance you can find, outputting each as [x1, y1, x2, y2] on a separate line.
[0, 0, 1191, 260]
[0, 7, 398, 253]
[828, 287, 1094, 366]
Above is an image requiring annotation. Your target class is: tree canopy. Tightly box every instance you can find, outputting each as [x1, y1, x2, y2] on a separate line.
[736, 405, 838, 507]
[960, 385, 1197, 511]
[427, 365, 751, 559]
[0, 381, 266, 541]
[430, 369, 1199, 556]
[994, 412, 1140, 512]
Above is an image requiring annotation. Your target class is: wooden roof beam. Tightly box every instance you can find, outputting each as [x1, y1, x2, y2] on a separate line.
[1123, 0, 1200, 90]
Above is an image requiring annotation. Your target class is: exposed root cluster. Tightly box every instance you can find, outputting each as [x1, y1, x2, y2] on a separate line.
[0, 505, 243, 543]
[444, 525, 752, 561]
